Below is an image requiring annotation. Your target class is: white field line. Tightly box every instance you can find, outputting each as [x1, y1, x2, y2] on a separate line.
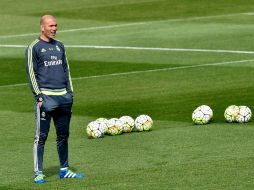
[72, 59, 254, 80]
[0, 45, 26, 48]
[1, 44, 254, 55]
[65, 45, 254, 54]
[243, 12, 254, 15]
[0, 12, 246, 39]
[0, 59, 253, 88]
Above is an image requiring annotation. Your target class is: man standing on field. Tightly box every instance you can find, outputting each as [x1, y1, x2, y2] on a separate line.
[25, 15, 84, 184]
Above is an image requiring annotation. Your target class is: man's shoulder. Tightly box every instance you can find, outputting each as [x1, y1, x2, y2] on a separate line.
[25, 39, 41, 55]
[53, 39, 65, 48]
[26, 39, 42, 53]
[50, 39, 66, 53]
[27, 39, 41, 48]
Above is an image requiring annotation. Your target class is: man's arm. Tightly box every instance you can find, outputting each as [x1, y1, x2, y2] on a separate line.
[61, 45, 74, 95]
[25, 41, 43, 102]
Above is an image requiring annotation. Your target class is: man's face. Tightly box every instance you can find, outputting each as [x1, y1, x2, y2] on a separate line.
[41, 17, 57, 40]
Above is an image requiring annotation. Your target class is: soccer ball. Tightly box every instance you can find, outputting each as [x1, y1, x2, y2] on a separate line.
[235, 106, 252, 123]
[224, 105, 239, 123]
[96, 117, 108, 122]
[134, 114, 153, 131]
[119, 116, 135, 133]
[86, 121, 104, 138]
[96, 118, 109, 134]
[107, 118, 124, 135]
[107, 125, 119, 136]
[192, 105, 213, 125]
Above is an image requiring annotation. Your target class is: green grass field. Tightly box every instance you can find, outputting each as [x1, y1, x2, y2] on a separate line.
[1, 0, 254, 189]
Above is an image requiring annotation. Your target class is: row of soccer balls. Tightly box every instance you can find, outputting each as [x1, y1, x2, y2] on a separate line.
[192, 105, 252, 124]
[86, 114, 153, 138]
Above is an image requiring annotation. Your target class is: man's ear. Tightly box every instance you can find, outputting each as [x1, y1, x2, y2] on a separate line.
[40, 25, 44, 32]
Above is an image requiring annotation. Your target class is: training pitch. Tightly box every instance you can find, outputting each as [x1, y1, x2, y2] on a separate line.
[1, 0, 254, 189]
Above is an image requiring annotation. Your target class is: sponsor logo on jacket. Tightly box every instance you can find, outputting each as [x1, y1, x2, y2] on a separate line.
[44, 55, 62, 67]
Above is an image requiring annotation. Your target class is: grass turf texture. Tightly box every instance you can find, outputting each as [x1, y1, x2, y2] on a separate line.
[1, 0, 254, 189]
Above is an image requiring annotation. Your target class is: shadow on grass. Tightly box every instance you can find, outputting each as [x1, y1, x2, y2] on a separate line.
[44, 166, 79, 177]
[44, 166, 59, 177]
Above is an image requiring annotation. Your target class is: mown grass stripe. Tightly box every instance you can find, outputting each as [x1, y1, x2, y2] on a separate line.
[1, 58, 253, 88]
[0, 12, 246, 39]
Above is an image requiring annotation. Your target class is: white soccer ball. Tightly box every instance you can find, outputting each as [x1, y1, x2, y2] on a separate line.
[134, 114, 153, 132]
[96, 118, 109, 134]
[224, 105, 239, 123]
[235, 106, 252, 123]
[107, 118, 124, 135]
[96, 117, 108, 122]
[86, 121, 104, 138]
[192, 105, 213, 125]
[107, 125, 119, 136]
[119, 116, 135, 133]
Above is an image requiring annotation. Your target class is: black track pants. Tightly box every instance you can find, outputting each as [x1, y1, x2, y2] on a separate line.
[33, 93, 72, 172]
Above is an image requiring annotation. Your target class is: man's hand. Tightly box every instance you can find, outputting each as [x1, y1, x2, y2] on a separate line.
[36, 95, 43, 108]
[38, 101, 43, 108]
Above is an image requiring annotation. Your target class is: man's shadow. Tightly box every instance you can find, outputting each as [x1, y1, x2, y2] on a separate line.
[44, 166, 78, 177]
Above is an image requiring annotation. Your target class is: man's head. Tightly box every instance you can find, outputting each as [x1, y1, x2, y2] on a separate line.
[40, 15, 57, 42]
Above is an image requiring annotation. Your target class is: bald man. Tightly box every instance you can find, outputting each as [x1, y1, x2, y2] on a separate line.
[25, 15, 84, 184]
